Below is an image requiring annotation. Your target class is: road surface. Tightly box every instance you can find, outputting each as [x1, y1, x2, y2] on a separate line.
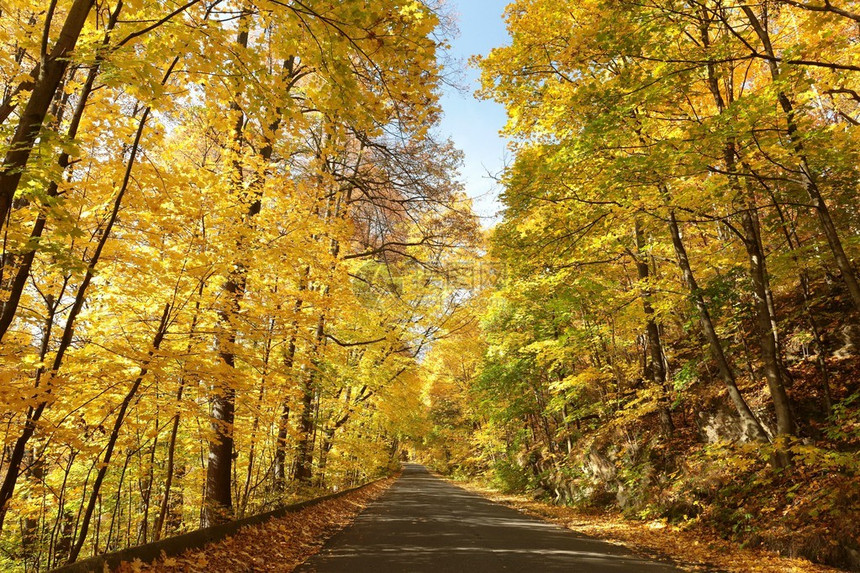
[297, 464, 684, 572]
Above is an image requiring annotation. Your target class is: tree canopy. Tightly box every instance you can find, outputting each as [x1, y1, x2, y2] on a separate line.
[1, 0, 859, 571]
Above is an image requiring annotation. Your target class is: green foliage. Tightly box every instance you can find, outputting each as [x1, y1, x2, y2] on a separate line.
[491, 460, 534, 494]
[826, 393, 860, 445]
[418, 0, 860, 569]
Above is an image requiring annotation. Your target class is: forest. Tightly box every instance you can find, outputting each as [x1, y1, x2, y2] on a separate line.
[0, 0, 858, 571]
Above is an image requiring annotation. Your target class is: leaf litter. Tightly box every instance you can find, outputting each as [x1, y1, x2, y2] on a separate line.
[118, 478, 395, 573]
[455, 482, 843, 573]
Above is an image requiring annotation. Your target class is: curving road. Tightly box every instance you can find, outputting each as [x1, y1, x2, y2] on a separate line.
[297, 464, 684, 572]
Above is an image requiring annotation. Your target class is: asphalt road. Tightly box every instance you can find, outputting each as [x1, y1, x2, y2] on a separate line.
[296, 463, 684, 572]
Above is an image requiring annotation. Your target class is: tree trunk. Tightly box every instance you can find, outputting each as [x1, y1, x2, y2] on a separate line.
[0, 1, 121, 343]
[292, 379, 317, 483]
[293, 184, 346, 484]
[667, 209, 770, 441]
[240, 326, 272, 516]
[316, 429, 336, 488]
[293, 314, 325, 484]
[274, 274, 306, 493]
[0, 0, 96, 229]
[138, 428, 158, 544]
[739, 205, 795, 465]
[633, 219, 674, 437]
[153, 384, 183, 542]
[65, 304, 171, 563]
[0, 70, 171, 529]
[273, 402, 291, 492]
[756, 170, 834, 412]
[204, 80, 247, 527]
[204, 38, 291, 524]
[22, 449, 44, 559]
[741, 5, 860, 312]
[153, 275, 204, 540]
[700, 13, 794, 464]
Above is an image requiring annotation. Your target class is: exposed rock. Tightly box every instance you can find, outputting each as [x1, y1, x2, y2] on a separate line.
[584, 450, 615, 481]
[834, 323, 860, 359]
[696, 408, 746, 443]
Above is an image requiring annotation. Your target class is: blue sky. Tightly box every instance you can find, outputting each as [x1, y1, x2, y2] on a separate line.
[435, 0, 511, 225]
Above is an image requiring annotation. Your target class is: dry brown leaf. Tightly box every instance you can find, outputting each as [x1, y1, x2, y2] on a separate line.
[456, 481, 842, 573]
[116, 478, 394, 573]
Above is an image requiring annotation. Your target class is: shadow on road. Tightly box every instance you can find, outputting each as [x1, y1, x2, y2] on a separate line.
[297, 464, 683, 572]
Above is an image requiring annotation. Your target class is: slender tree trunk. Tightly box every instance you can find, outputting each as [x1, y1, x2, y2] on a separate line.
[633, 219, 674, 436]
[65, 304, 171, 563]
[153, 387, 183, 542]
[667, 208, 770, 441]
[293, 314, 325, 484]
[240, 327, 272, 516]
[205, 91, 246, 528]
[0, 1, 121, 343]
[0, 64, 173, 528]
[700, 13, 794, 464]
[755, 171, 834, 412]
[273, 402, 291, 492]
[0, 0, 96, 229]
[274, 270, 307, 493]
[293, 186, 346, 484]
[138, 427, 158, 544]
[153, 276, 205, 540]
[54, 511, 74, 567]
[168, 464, 185, 533]
[104, 452, 131, 554]
[316, 429, 335, 488]
[739, 204, 795, 465]
[48, 451, 75, 567]
[204, 37, 291, 524]
[740, 5, 860, 312]
[21, 449, 44, 559]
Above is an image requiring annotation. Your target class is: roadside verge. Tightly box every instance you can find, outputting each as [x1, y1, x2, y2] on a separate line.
[50, 477, 396, 573]
[450, 480, 843, 573]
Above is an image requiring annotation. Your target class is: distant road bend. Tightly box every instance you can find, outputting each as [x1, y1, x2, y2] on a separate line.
[298, 463, 683, 572]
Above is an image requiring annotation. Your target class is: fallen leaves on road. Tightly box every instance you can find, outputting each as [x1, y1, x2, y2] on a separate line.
[118, 478, 395, 573]
[456, 482, 842, 573]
